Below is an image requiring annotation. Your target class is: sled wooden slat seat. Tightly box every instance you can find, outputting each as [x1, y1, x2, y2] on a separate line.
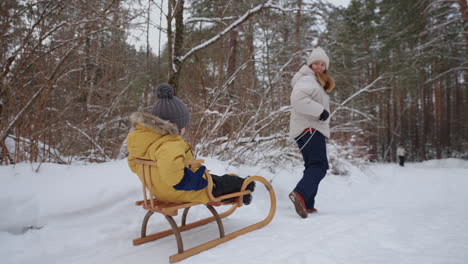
[131, 158, 276, 263]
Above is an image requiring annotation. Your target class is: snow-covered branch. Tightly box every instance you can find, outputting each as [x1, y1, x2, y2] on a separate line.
[331, 74, 389, 118]
[424, 67, 468, 84]
[0, 86, 47, 143]
[267, 5, 303, 12]
[65, 121, 110, 160]
[177, 0, 274, 64]
[329, 104, 374, 120]
[208, 58, 255, 109]
[330, 119, 370, 133]
[185, 16, 238, 24]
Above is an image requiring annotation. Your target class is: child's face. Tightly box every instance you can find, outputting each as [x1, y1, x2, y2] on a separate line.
[179, 127, 186, 137]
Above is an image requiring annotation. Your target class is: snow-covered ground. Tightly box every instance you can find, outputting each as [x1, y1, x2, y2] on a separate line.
[1, 158, 468, 264]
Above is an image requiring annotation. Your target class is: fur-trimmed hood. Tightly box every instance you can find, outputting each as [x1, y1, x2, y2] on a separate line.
[130, 112, 179, 136]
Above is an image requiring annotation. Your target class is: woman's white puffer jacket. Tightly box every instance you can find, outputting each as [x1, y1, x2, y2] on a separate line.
[289, 65, 330, 139]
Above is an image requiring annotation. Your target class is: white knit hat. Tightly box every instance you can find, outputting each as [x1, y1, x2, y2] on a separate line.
[306, 47, 330, 70]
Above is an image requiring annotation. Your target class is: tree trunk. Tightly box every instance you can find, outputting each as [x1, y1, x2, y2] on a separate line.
[144, 0, 151, 107]
[457, 0, 468, 55]
[293, 0, 302, 69]
[169, 0, 184, 94]
[167, 0, 173, 85]
[433, 59, 442, 159]
[454, 71, 462, 153]
[227, 29, 238, 96]
[245, 20, 256, 99]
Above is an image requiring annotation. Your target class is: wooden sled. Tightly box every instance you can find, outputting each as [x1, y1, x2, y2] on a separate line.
[132, 158, 276, 263]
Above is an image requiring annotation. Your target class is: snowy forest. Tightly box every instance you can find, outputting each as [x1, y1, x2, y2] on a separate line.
[2, 1, 468, 264]
[1, 0, 467, 166]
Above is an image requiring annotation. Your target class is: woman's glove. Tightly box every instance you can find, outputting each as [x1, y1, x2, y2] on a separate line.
[319, 109, 329, 121]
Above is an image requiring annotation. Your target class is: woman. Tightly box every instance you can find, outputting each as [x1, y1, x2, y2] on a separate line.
[289, 47, 335, 218]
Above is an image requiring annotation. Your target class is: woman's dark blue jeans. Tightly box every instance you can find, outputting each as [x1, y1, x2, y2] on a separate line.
[294, 130, 329, 209]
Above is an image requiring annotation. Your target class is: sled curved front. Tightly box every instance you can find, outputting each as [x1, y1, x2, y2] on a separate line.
[168, 176, 276, 263]
[131, 158, 276, 263]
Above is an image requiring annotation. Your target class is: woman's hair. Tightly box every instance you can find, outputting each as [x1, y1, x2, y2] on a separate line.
[315, 70, 335, 92]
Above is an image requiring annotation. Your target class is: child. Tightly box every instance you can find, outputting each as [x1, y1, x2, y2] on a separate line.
[127, 83, 254, 205]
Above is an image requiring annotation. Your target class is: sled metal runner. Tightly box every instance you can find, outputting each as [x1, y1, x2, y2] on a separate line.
[132, 158, 277, 263]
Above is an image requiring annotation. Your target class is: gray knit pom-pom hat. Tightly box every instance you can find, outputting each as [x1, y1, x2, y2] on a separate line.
[151, 83, 190, 130]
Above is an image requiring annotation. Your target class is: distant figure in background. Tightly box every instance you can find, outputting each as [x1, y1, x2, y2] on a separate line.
[368, 148, 377, 162]
[397, 145, 406, 167]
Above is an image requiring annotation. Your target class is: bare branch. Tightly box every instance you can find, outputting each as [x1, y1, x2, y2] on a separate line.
[0, 42, 79, 143]
[65, 122, 110, 160]
[331, 74, 389, 118]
